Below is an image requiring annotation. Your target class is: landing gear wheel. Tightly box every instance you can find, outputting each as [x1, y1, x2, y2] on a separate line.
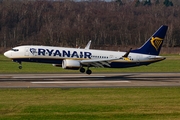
[17, 61, 22, 69]
[86, 69, 92, 75]
[19, 66, 22, 69]
[80, 68, 85, 73]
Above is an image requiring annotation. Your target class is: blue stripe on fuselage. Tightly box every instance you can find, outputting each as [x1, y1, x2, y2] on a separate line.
[13, 58, 63, 64]
[12, 58, 158, 68]
[110, 62, 150, 68]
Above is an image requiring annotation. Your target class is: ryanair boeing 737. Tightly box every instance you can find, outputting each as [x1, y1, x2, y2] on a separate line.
[4, 25, 168, 75]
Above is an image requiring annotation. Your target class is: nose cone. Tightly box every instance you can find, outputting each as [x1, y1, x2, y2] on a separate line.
[4, 51, 11, 58]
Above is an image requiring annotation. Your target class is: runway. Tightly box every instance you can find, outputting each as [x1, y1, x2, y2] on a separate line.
[0, 73, 180, 88]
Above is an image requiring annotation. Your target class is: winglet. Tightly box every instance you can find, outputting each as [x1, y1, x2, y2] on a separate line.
[85, 40, 91, 50]
[122, 48, 132, 57]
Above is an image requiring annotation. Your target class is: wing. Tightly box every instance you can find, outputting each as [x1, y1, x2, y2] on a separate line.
[80, 48, 132, 67]
[80, 58, 119, 67]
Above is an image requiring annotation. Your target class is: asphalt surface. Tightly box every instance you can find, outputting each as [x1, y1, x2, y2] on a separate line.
[0, 73, 180, 88]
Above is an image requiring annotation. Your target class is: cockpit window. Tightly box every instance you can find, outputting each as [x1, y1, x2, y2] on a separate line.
[11, 49, 19, 52]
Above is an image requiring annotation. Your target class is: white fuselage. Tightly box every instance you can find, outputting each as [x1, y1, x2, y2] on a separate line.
[4, 45, 165, 68]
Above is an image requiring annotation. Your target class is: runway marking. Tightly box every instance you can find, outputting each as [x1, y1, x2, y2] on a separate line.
[31, 81, 130, 84]
[13, 76, 105, 78]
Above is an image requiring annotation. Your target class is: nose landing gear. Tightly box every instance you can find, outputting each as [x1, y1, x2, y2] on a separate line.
[13, 60, 22, 69]
[19, 65, 22, 69]
[17, 61, 22, 69]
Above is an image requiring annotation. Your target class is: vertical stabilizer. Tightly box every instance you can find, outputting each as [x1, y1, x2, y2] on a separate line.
[131, 25, 168, 55]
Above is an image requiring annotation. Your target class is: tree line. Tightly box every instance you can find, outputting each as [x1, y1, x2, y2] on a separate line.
[0, 0, 180, 53]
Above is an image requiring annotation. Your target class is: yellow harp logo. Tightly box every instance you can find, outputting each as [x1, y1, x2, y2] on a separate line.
[150, 37, 163, 51]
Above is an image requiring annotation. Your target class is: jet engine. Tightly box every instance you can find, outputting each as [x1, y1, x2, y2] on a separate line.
[62, 59, 81, 70]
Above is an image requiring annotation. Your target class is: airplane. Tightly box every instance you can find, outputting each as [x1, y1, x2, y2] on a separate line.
[4, 25, 168, 75]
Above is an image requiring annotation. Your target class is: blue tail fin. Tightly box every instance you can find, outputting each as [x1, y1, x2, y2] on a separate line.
[131, 25, 168, 55]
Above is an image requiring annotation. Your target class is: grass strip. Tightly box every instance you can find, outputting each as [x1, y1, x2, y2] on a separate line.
[0, 87, 180, 120]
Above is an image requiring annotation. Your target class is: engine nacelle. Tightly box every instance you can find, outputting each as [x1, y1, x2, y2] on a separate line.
[62, 59, 81, 70]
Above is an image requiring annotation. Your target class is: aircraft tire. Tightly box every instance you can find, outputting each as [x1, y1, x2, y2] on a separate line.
[86, 69, 92, 75]
[19, 66, 22, 69]
[80, 67, 85, 73]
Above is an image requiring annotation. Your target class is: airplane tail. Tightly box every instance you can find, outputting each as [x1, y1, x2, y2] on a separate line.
[131, 25, 168, 55]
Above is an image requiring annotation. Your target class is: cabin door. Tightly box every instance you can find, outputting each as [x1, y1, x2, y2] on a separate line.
[25, 47, 29, 56]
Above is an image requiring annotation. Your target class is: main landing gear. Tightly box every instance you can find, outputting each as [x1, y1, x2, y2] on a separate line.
[80, 67, 92, 75]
